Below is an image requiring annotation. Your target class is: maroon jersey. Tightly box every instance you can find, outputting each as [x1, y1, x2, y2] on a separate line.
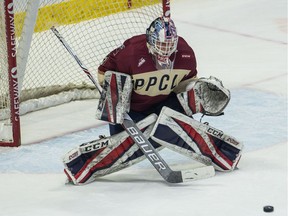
[98, 34, 197, 112]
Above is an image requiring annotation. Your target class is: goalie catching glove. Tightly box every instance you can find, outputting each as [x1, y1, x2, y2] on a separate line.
[150, 107, 243, 171]
[96, 71, 133, 124]
[175, 76, 230, 116]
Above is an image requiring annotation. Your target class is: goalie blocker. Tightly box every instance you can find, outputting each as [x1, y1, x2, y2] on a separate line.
[96, 71, 132, 124]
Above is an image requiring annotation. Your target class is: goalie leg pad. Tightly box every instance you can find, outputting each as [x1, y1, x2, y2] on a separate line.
[150, 107, 243, 171]
[63, 114, 162, 185]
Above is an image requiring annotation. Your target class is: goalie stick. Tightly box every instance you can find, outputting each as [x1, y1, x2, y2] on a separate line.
[51, 27, 215, 183]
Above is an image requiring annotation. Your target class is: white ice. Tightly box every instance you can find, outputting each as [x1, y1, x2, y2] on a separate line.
[0, 0, 287, 215]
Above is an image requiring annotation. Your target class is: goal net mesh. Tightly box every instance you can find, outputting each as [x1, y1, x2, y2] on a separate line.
[0, 0, 162, 144]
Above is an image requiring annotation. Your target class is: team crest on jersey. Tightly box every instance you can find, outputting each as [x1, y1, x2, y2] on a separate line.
[138, 57, 146, 67]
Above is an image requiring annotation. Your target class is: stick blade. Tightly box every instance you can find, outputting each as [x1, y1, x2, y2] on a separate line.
[164, 171, 183, 183]
[166, 166, 215, 183]
[181, 166, 215, 182]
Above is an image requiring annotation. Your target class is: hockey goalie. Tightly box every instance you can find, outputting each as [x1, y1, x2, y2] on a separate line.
[62, 16, 243, 185]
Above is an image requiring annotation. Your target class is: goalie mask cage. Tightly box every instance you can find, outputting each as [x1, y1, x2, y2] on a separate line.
[0, 0, 163, 147]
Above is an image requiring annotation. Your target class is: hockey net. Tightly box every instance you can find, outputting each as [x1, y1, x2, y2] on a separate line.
[0, 0, 162, 146]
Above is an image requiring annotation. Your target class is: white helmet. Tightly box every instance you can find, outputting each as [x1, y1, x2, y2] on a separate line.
[146, 17, 178, 69]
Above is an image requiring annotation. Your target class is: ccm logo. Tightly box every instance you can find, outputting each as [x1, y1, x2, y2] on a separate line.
[126, 127, 167, 171]
[207, 127, 223, 139]
[83, 140, 109, 153]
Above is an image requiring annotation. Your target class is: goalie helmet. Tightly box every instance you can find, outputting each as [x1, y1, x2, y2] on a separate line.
[146, 17, 178, 69]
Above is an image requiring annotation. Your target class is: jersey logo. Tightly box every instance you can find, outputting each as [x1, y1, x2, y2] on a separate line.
[138, 57, 146, 67]
[132, 69, 191, 96]
[182, 54, 191, 58]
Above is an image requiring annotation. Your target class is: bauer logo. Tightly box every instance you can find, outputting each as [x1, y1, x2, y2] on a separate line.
[126, 126, 167, 171]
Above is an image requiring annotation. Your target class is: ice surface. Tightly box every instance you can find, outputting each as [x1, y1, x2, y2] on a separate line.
[0, 0, 287, 215]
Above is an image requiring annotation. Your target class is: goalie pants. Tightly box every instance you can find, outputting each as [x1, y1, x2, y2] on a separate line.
[109, 92, 185, 135]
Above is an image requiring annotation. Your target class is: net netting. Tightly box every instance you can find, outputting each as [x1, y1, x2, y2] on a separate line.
[0, 0, 162, 144]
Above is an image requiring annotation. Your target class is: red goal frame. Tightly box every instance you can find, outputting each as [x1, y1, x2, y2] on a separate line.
[1, 0, 21, 147]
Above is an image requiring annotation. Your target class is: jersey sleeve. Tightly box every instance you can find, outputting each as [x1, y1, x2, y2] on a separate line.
[98, 45, 125, 73]
[97, 44, 128, 86]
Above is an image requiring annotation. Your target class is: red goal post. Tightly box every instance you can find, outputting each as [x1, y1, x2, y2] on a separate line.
[0, 0, 20, 147]
[0, 0, 163, 147]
